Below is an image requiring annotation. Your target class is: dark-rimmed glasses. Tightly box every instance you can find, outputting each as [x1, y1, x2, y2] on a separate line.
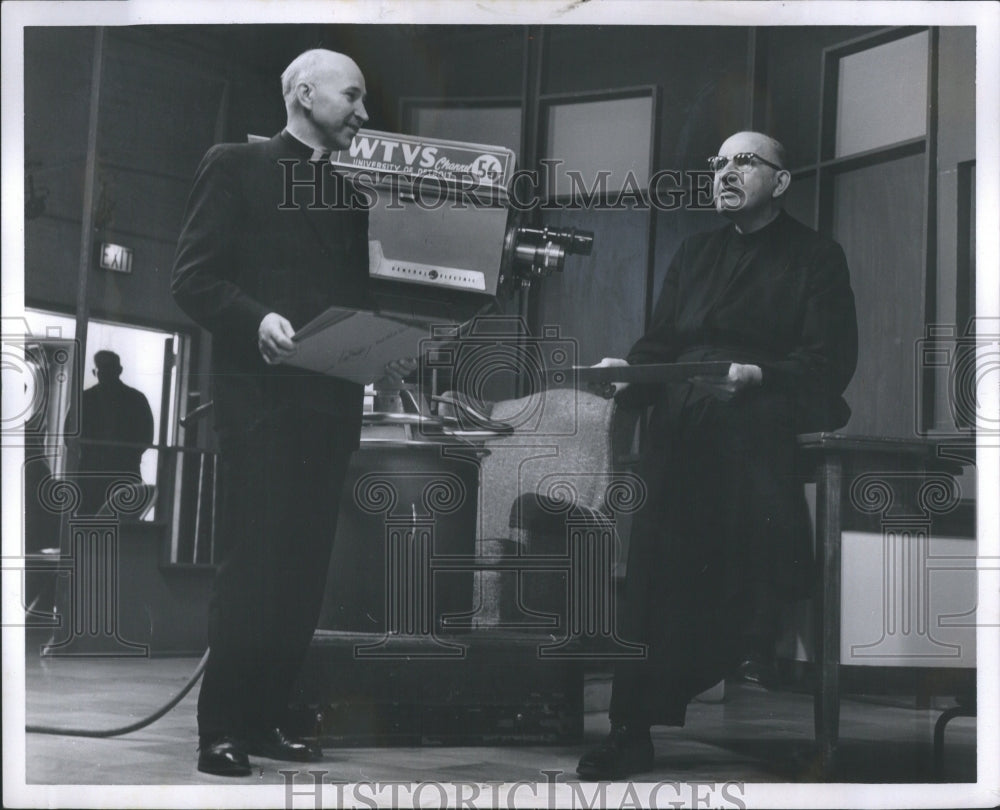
[707, 152, 783, 172]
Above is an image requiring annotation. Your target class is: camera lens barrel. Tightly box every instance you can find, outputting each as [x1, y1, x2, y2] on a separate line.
[512, 225, 595, 277]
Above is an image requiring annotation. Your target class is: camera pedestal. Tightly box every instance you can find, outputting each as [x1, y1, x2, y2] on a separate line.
[292, 630, 585, 745]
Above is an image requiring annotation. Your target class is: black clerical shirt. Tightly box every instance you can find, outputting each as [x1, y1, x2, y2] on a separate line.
[625, 210, 858, 432]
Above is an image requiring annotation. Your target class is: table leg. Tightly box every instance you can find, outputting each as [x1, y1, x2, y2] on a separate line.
[814, 455, 842, 776]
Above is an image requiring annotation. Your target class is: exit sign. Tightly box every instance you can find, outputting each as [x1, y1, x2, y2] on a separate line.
[99, 242, 133, 274]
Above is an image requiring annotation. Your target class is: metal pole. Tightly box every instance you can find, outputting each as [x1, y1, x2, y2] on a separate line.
[192, 453, 205, 564]
[58, 27, 105, 574]
[209, 454, 218, 564]
[72, 26, 105, 377]
[516, 25, 544, 398]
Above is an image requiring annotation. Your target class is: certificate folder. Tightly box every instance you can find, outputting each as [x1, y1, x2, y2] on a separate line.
[289, 307, 445, 384]
[572, 361, 731, 385]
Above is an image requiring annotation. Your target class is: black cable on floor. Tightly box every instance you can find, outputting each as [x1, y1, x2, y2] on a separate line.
[25, 648, 209, 738]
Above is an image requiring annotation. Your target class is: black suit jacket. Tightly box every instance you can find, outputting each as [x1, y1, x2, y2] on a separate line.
[75, 380, 154, 476]
[172, 131, 370, 437]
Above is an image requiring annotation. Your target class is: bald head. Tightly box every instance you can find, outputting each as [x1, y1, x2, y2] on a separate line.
[282, 50, 361, 111]
[717, 131, 787, 170]
[282, 49, 368, 151]
[712, 131, 791, 232]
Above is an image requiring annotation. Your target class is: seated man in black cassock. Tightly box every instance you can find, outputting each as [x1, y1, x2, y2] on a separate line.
[576, 131, 858, 780]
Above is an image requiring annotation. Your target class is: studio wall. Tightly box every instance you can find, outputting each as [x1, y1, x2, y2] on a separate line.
[22, 24, 978, 440]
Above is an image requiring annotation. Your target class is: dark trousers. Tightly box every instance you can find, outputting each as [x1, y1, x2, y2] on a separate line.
[197, 407, 356, 739]
[609, 390, 810, 727]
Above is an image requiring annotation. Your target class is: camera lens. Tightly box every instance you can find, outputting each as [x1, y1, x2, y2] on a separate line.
[511, 225, 594, 277]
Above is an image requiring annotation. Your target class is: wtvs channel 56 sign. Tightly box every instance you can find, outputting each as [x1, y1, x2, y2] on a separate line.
[330, 129, 515, 190]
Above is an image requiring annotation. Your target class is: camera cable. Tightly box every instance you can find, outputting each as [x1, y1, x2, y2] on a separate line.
[25, 648, 209, 738]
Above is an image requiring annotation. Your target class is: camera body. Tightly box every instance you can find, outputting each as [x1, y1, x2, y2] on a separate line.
[329, 129, 592, 312]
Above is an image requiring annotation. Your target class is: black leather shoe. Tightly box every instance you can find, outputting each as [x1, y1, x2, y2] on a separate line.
[197, 736, 251, 777]
[735, 653, 778, 689]
[576, 725, 654, 780]
[245, 727, 323, 762]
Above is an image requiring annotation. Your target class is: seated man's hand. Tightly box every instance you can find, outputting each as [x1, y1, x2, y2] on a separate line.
[690, 362, 762, 400]
[258, 312, 297, 365]
[377, 357, 419, 389]
[589, 357, 630, 399]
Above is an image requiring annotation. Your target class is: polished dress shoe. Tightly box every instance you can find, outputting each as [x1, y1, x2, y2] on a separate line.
[734, 652, 778, 689]
[197, 736, 251, 777]
[245, 727, 323, 762]
[576, 724, 654, 780]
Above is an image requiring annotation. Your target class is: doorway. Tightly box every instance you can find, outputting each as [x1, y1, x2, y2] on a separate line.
[23, 308, 185, 518]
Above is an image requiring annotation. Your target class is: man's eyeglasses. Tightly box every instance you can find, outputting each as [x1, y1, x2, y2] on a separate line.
[707, 153, 783, 172]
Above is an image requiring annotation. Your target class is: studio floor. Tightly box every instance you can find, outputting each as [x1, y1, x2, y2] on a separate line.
[19, 640, 976, 787]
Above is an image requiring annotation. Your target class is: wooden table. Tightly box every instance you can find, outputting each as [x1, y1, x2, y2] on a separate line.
[796, 433, 973, 776]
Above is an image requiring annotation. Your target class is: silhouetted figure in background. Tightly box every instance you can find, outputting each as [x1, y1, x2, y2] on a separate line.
[69, 350, 154, 514]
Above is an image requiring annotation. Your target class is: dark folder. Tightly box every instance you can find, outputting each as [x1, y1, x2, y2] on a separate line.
[572, 362, 731, 385]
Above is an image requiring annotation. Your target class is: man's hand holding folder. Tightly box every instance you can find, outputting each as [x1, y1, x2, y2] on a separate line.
[580, 358, 757, 400]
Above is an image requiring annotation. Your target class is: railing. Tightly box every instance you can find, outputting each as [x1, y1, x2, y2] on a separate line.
[159, 443, 219, 565]
[34, 438, 220, 565]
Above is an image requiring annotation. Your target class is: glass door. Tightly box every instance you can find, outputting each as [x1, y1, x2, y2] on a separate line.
[23, 308, 185, 519]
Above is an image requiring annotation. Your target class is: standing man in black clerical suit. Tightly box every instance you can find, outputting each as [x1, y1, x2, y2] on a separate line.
[577, 131, 858, 780]
[173, 49, 411, 777]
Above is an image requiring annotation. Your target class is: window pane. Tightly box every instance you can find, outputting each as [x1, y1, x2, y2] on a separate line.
[764, 26, 882, 169]
[836, 31, 928, 157]
[408, 105, 521, 154]
[833, 152, 925, 437]
[543, 95, 653, 197]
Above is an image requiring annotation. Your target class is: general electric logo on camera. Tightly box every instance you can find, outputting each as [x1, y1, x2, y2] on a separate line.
[915, 317, 1000, 436]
